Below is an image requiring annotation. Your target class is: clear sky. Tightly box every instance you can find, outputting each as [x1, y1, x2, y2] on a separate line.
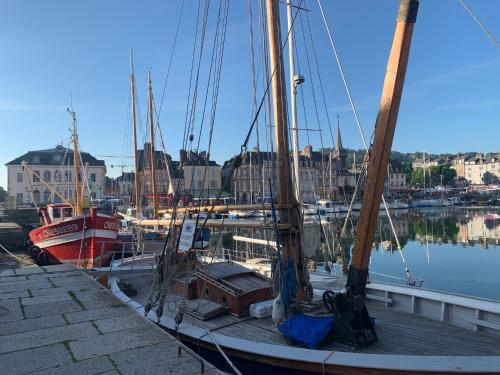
[0, 0, 499, 188]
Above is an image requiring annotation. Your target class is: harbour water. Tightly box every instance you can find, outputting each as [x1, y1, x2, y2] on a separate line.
[212, 207, 500, 301]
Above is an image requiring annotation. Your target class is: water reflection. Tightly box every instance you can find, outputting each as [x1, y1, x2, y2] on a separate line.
[211, 207, 500, 300]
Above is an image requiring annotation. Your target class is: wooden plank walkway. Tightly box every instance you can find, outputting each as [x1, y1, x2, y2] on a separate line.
[124, 272, 500, 357]
[0, 264, 221, 375]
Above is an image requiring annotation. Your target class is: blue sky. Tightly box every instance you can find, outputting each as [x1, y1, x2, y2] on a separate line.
[0, 0, 499, 188]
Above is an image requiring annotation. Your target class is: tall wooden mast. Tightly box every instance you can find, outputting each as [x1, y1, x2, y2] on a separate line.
[265, 0, 306, 302]
[130, 49, 142, 218]
[349, 0, 419, 296]
[68, 109, 82, 215]
[147, 71, 158, 219]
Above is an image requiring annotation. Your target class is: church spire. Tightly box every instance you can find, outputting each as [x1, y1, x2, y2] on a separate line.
[335, 114, 343, 152]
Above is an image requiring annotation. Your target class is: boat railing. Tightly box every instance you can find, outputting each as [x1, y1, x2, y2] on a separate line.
[367, 282, 500, 335]
[92, 240, 159, 274]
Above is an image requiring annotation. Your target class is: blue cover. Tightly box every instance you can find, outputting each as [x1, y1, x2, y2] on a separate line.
[279, 313, 335, 349]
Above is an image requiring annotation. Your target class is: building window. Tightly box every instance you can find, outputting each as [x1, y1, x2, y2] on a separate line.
[90, 173, 96, 182]
[197, 180, 202, 189]
[54, 170, 61, 182]
[17, 173, 23, 183]
[33, 170, 40, 182]
[211, 170, 215, 178]
[210, 180, 216, 189]
[16, 193, 23, 204]
[197, 169, 202, 177]
[43, 170, 51, 182]
[64, 171, 72, 182]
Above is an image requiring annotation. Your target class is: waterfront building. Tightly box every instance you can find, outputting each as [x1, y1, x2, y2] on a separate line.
[5, 145, 106, 206]
[385, 166, 408, 195]
[181, 149, 222, 200]
[462, 154, 500, 185]
[412, 158, 440, 169]
[450, 154, 471, 178]
[222, 144, 355, 204]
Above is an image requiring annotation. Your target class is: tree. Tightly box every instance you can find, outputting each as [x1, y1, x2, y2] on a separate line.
[410, 168, 424, 187]
[0, 186, 6, 202]
[482, 172, 499, 185]
[401, 161, 413, 175]
[434, 164, 457, 186]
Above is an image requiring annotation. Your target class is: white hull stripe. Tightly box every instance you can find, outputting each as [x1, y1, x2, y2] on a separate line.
[34, 229, 117, 249]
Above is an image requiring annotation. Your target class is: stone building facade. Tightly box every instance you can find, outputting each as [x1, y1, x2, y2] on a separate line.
[5, 145, 106, 206]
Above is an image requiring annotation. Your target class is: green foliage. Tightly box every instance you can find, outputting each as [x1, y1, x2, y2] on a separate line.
[410, 165, 456, 187]
[482, 171, 499, 184]
[429, 164, 457, 186]
[401, 161, 413, 175]
[410, 168, 424, 187]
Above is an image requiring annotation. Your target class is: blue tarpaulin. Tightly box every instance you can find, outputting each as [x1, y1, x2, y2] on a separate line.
[279, 313, 335, 349]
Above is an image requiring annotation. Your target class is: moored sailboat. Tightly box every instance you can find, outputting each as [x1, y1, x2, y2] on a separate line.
[99, 1, 500, 373]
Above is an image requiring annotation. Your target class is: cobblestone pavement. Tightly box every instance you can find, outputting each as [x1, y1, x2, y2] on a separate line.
[0, 264, 221, 375]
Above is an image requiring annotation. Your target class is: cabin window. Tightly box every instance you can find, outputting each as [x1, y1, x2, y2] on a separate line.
[17, 173, 23, 182]
[53, 208, 61, 218]
[63, 208, 73, 217]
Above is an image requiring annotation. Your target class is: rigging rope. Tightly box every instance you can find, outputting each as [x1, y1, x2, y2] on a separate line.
[457, 0, 499, 49]
[316, 0, 411, 277]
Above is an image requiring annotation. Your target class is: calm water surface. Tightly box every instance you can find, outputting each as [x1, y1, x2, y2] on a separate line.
[213, 207, 500, 301]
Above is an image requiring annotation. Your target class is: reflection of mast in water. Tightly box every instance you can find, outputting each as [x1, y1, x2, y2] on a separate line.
[424, 217, 430, 264]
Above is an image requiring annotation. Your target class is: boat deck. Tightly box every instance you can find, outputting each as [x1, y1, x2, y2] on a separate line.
[121, 272, 500, 357]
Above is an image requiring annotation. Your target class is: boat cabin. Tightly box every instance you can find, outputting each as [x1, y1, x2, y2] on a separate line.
[46, 204, 74, 224]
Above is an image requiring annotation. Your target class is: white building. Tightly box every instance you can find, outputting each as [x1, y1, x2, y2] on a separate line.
[464, 155, 500, 185]
[5, 145, 106, 206]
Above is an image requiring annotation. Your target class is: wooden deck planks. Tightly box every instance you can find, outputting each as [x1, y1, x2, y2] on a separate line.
[121, 273, 500, 357]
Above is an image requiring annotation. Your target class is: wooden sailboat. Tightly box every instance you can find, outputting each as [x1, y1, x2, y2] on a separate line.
[103, 1, 500, 373]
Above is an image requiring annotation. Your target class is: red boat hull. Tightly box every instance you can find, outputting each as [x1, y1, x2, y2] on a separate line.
[29, 211, 121, 268]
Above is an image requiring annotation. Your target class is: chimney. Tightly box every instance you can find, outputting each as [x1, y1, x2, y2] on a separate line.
[302, 145, 313, 158]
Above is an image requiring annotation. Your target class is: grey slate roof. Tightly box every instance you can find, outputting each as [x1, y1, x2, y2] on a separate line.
[5, 145, 105, 167]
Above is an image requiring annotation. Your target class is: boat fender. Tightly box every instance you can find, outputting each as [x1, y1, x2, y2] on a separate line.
[272, 294, 285, 326]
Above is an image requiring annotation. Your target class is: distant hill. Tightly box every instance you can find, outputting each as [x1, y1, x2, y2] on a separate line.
[318, 148, 484, 168]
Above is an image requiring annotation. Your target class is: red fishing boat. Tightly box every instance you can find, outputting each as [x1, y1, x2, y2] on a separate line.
[24, 109, 121, 268]
[28, 203, 121, 268]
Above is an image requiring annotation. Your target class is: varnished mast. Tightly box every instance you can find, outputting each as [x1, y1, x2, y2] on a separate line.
[147, 71, 158, 219]
[339, 0, 419, 347]
[265, 0, 306, 302]
[68, 109, 82, 215]
[130, 49, 142, 218]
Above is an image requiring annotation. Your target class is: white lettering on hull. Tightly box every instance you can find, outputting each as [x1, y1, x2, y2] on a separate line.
[42, 224, 79, 238]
